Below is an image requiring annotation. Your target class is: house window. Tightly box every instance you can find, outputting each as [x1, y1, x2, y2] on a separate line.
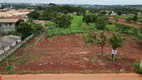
[9, 23, 12, 26]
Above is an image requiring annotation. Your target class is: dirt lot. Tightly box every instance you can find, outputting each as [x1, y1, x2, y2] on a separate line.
[0, 34, 142, 74]
[1, 73, 142, 80]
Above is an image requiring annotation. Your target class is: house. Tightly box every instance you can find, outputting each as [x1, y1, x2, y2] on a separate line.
[33, 20, 45, 27]
[0, 35, 21, 61]
[0, 19, 19, 33]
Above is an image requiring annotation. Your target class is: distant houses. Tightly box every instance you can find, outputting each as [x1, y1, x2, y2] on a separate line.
[0, 35, 21, 61]
[0, 19, 19, 34]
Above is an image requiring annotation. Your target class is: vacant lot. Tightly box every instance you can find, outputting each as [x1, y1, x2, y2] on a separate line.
[0, 33, 141, 74]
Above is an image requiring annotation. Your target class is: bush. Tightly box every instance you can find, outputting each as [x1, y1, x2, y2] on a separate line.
[6, 65, 13, 74]
[132, 63, 142, 74]
[83, 33, 94, 43]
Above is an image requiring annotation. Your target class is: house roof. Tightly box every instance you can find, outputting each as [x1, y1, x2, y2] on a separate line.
[0, 19, 19, 23]
[0, 35, 21, 50]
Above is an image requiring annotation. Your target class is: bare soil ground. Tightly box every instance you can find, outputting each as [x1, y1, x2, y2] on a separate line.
[108, 17, 142, 29]
[0, 33, 142, 74]
[1, 73, 142, 80]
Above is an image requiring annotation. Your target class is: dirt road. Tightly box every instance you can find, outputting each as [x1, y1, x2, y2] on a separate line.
[1, 73, 142, 80]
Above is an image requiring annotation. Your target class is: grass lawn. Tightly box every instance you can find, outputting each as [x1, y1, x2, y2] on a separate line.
[46, 15, 95, 37]
[105, 25, 116, 31]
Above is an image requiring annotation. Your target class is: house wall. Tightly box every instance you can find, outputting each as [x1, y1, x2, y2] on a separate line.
[17, 39, 21, 43]
[0, 23, 15, 33]
[11, 41, 16, 47]
[0, 50, 4, 55]
[0, 34, 33, 62]
[4, 46, 10, 51]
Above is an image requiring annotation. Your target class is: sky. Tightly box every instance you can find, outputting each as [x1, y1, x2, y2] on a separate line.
[0, 0, 142, 5]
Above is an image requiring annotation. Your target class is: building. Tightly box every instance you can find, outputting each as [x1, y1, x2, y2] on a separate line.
[33, 20, 45, 27]
[0, 35, 21, 61]
[0, 19, 19, 34]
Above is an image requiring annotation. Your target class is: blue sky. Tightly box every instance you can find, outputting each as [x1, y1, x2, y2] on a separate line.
[0, 0, 142, 5]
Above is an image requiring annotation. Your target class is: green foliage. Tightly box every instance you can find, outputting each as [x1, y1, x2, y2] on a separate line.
[90, 57, 96, 63]
[88, 23, 97, 31]
[83, 33, 94, 43]
[45, 21, 54, 27]
[97, 32, 107, 54]
[6, 65, 13, 74]
[109, 34, 125, 50]
[132, 63, 142, 74]
[126, 17, 133, 23]
[47, 16, 88, 37]
[83, 13, 97, 24]
[15, 22, 44, 39]
[32, 23, 44, 33]
[16, 22, 34, 39]
[95, 16, 107, 30]
[105, 25, 117, 31]
[53, 14, 72, 28]
[115, 23, 142, 40]
[133, 14, 138, 21]
[27, 11, 40, 19]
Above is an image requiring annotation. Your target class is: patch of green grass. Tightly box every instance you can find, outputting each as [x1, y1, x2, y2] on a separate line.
[70, 15, 83, 28]
[117, 15, 131, 19]
[46, 16, 89, 37]
[45, 21, 54, 27]
[90, 57, 96, 63]
[105, 25, 117, 31]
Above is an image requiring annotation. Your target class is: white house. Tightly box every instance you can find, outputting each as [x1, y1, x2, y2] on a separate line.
[0, 35, 21, 61]
[0, 19, 19, 34]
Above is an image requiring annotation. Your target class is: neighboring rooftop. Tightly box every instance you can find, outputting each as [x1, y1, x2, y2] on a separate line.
[0, 35, 21, 49]
[0, 19, 19, 23]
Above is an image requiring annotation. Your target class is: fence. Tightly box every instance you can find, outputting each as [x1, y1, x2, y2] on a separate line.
[0, 34, 34, 62]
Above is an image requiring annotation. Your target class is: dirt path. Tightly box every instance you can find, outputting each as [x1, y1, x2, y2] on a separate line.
[1, 73, 142, 80]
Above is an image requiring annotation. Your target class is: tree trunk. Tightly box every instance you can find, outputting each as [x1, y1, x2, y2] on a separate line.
[102, 46, 104, 54]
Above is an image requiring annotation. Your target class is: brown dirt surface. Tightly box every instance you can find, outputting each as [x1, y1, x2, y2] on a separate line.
[0, 34, 142, 74]
[1, 73, 142, 80]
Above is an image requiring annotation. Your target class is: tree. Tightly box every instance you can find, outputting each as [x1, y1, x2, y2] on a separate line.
[32, 23, 44, 33]
[83, 13, 97, 25]
[117, 11, 122, 16]
[97, 32, 107, 55]
[126, 17, 132, 23]
[109, 34, 125, 60]
[15, 19, 24, 27]
[27, 11, 40, 20]
[53, 15, 72, 28]
[16, 22, 34, 39]
[95, 16, 107, 30]
[133, 14, 138, 22]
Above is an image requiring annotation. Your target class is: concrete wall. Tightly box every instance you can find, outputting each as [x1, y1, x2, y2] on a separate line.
[0, 23, 15, 33]
[0, 34, 34, 62]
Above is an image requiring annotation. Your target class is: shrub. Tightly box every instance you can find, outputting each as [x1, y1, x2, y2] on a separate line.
[132, 63, 142, 74]
[6, 65, 13, 74]
[83, 33, 94, 43]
